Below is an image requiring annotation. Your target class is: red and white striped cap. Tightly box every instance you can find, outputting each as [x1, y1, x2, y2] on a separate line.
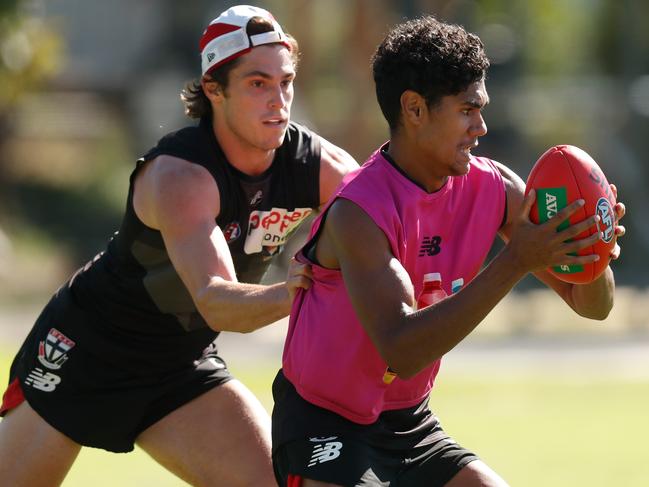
[199, 5, 290, 76]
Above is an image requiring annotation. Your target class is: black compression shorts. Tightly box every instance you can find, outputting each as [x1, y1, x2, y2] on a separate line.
[272, 370, 478, 487]
[1, 288, 232, 453]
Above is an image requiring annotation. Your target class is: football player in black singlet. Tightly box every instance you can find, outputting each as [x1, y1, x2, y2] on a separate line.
[0, 5, 357, 486]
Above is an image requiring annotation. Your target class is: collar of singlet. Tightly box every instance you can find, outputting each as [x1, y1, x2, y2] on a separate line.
[380, 143, 449, 195]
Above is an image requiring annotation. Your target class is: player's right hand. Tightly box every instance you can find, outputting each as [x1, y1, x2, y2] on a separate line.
[286, 257, 313, 301]
[505, 189, 602, 273]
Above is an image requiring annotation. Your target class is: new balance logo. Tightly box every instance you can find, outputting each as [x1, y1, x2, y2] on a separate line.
[419, 236, 442, 257]
[24, 368, 61, 392]
[308, 440, 343, 467]
[309, 436, 338, 442]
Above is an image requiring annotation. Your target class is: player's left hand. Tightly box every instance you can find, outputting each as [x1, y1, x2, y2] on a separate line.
[286, 256, 313, 301]
[610, 183, 625, 260]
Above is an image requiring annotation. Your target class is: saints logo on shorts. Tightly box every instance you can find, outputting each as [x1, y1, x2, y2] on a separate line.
[38, 328, 76, 370]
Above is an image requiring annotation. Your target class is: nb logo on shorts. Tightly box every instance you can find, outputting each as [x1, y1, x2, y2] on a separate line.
[308, 440, 343, 467]
[24, 368, 61, 392]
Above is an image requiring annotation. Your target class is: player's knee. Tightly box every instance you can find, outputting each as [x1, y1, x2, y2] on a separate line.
[302, 478, 344, 487]
[192, 465, 275, 487]
[446, 459, 509, 487]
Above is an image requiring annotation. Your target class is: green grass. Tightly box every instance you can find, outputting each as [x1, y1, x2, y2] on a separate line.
[1, 350, 648, 486]
[429, 373, 649, 486]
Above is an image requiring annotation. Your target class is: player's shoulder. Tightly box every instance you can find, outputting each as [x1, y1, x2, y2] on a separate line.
[141, 122, 211, 165]
[133, 153, 219, 230]
[471, 156, 523, 192]
[143, 154, 216, 197]
[469, 155, 505, 176]
[157, 124, 204, 144]
[339, 148, 393, 190]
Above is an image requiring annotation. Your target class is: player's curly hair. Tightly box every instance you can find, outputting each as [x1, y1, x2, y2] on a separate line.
[372, 16, 490, 131]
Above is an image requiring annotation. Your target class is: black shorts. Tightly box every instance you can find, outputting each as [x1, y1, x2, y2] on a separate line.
[1, 288, 232, 453]
[272, 370, 478, 487]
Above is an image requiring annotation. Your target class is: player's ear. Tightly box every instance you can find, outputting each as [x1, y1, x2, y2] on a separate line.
[401, 90, 425, 126]
[201, 77, 225, 102]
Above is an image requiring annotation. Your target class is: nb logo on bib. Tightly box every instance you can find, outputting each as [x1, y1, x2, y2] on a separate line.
[308, 440, 343, 467]
[419, 235, 442, 257]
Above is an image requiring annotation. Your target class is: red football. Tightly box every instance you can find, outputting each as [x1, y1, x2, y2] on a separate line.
[524, 145, 616, 284]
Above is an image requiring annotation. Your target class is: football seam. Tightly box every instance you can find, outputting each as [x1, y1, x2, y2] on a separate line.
[558, 148, 594, 282]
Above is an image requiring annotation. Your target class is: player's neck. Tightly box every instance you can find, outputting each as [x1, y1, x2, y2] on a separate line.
[387, 136, 447, 193]
[212, 122, 275, 177]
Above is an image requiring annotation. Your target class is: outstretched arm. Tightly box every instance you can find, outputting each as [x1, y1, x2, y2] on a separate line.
[133, 155, 292, 333]
[316, 190, 601, 379]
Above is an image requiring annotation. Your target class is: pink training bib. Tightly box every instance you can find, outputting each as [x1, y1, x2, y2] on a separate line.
[283, 146, 505, 424]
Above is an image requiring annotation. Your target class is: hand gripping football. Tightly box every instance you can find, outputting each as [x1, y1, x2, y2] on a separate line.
[525, 145, 617, 284]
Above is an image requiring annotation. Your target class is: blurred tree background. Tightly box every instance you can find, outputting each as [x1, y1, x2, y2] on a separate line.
[1, 0, 648, 306]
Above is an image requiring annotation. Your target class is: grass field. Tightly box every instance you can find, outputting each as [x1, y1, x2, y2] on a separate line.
[1, 348, 648, 486]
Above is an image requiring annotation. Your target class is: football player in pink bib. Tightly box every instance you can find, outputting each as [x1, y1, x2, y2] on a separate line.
[272, 15, 626, 487]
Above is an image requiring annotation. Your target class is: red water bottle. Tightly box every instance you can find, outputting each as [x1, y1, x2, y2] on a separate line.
[417, 272, 447, 309]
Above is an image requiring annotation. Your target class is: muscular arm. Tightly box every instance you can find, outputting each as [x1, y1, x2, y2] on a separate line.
[134, 155, 291, 333]
[317, 184, 602, 379]
[495, 161, 615, 320]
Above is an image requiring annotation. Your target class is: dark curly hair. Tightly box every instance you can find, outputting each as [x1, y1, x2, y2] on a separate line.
[181, 17, 299, 119]
[372, 16, 490, 131]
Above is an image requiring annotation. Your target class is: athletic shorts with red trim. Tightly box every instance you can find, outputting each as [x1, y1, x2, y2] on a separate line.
[271, 370, 478, 487]
[0, 287, 232, 452]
